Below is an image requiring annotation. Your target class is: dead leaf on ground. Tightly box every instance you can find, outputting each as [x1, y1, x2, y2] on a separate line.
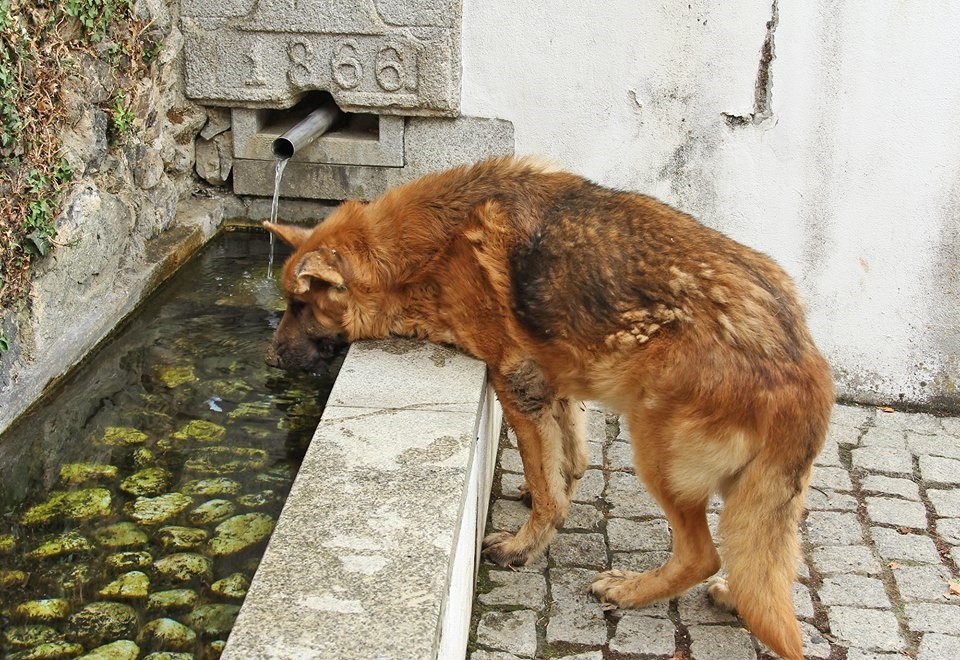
[878, 406, 896, 413]
[948, 581, 960, 597]
[888, 561, 900, 570]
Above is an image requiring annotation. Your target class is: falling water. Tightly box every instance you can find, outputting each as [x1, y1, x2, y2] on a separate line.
[267, 157, 290, 278]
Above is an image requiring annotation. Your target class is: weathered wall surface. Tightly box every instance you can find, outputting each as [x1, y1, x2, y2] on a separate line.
[461, 0, 960, 409]
[0, 0, 225, 434]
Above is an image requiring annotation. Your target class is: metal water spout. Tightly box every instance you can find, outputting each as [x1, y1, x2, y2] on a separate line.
[271, 105, 342, 159]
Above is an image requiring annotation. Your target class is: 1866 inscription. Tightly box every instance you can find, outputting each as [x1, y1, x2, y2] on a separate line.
[283, 37, 418, 95]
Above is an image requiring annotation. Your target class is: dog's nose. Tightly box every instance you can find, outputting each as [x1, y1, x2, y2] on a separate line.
[264, 345, 282, 368]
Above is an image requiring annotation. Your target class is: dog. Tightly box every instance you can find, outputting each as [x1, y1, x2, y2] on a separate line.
[265, 156, 834, 659]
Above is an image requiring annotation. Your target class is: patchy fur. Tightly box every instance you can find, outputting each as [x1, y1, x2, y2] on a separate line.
[265, 156, 834, 660]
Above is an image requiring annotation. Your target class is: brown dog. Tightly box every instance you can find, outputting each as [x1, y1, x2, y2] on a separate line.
[265, 156, 834, 659]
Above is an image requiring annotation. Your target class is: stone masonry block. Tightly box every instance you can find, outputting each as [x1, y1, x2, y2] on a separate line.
[827, 607, 906, 652]
[806, 511, 863, 546]
[476, 610, 538, 658]
[865, 496, 928, 529]
[812, 466, 854, 491]
[546, 568, 607, 646]
[607, 518, 671, 553]
[830, 404, 873, 430]
[610, 613, 675, 656]
[928, 488, 960, 517]
[851, 446, 913, 475]
[861, 475, 921, 500]
[860, 427, 907, 448]
[893, 564, 952, 602]
[478, 571, 547, 610]
[871, 527, 942, 564]
[918, 633, 960, 660]
[182, 0, 461, 115]
[687, 625, 756, 660]
[811, 545, 882, 576]
[919, 455, 960, 484]
[819, 575, 890, 608]
[548, 532, 607, 569]
[233, 116, 515, 200]
[605, 472, 662, 518]
[905, 603, 960, 633]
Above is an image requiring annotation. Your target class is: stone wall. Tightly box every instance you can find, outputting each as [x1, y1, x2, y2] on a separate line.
[0, 0, 225, 434]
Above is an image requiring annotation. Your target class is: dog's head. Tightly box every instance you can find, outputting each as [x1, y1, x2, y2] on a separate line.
[263, 219, 355, 372]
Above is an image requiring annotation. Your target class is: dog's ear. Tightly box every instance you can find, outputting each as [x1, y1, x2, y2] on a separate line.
[263, 221, 312, 248]
[293, 248, 347, 294]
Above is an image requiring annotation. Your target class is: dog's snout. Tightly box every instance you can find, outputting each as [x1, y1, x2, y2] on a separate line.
[264, 343, 282, 368]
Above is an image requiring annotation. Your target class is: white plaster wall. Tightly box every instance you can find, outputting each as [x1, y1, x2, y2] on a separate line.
[461, 0, 960, 409]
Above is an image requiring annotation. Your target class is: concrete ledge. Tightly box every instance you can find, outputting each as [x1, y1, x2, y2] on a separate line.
[225, 339, 502, 659]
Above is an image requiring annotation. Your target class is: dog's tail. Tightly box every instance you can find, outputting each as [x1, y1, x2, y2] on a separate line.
[711, 410, 826, 660]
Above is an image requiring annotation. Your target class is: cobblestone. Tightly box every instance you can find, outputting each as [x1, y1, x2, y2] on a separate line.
[471, 404, 960, 659]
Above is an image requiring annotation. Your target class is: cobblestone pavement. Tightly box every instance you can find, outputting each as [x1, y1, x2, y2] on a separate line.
[469, 404, 960, 659]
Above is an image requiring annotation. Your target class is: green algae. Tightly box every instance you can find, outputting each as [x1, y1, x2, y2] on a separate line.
[207, 512, 275, 557]
[59, 463, 119, 485]
[98, 427, 148, 446]
[19, 488, 112, 526]
[26, 531, 93, 560]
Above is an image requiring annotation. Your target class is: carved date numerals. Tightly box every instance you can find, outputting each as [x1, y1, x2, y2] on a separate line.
[282, 38, 417, 93]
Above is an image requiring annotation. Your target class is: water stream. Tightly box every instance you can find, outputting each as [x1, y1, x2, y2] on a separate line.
[266, 158, 290, 279]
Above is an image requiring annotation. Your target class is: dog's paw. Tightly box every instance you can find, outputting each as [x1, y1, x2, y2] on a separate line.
[706, 575, 736, 611]
[482, 531, 531, 567]
[589, 569, 632, 611]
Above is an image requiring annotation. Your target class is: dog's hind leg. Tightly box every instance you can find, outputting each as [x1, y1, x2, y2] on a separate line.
[590, 480, 719, 607]
[591, 412, 721, 607]
[483, 363, 571, 566]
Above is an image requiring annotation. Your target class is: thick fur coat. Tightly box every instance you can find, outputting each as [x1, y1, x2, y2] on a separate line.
[265, 157, 834, 660]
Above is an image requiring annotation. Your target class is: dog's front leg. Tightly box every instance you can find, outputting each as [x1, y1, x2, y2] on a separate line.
[483, 362, 570, 567]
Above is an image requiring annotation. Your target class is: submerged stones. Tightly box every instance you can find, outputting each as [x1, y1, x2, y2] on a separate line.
[180, 477, 240, 497]
[93, 522, 149, 549]
[0, 233, 335, 659]
[60, 463, 119, 485]
[14, 599, 71, 622]
[140, 617, 196, 651]
[98, 571, 150, 600]
[78, 640, 140, 660]
[127, 493, 193, 525]
[146, 589, 198, 614]
[184, 446, 269, 474]
[3, 625, 61, 650]
[120, 467, 174, 497]
[66, 602, 138, 647]
[157, 526, 209, 551]
[26, 531, 93, 560]
[207, 513, 274, 557]
[184, 603, 240, 638]
[19, 488, 113, 526]
[211, 573, 250, 600]
[98, 427, 148, 447]
[106, 551, 154, 571]
[154, 364, 197, 388]
[172, 419, 225, 443]
[187, 499, 236, 526]
[152, 553, 213, 584]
